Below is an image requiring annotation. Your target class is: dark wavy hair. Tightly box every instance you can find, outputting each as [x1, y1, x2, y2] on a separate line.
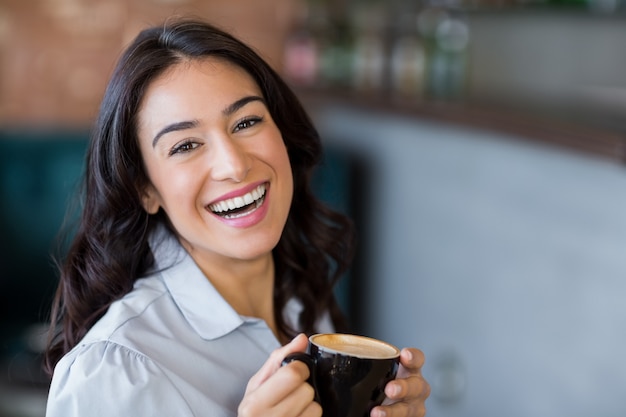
[44, 18, 355, 375]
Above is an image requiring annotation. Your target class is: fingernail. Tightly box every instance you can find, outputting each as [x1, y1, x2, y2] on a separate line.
[371, 408, 386, 417]
[386, 383, 401, 397]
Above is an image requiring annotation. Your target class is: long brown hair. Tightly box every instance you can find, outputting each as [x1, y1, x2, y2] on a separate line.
[44, 18, 355, 375]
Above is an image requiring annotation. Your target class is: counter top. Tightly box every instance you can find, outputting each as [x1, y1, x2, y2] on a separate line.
[296, 88, 626, 164]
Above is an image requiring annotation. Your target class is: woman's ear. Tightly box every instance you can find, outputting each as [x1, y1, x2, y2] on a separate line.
[141, 184, 161, 215]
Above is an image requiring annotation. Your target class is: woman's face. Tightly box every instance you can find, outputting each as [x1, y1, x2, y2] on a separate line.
[136, 58, 293, 264]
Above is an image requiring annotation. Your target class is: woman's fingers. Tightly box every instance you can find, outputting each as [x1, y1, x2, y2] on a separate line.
[239, 334, 319, 417]
[239, 360, 317, 417]
[246, 333, 309, 392]
[372, 347, 430, 417]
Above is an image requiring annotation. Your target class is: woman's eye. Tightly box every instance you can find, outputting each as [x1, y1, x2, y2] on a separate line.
[169, 140, 199, 156]
[234, 116, 263, 132]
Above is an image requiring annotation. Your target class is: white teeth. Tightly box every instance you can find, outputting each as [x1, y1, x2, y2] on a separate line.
[209, 184, 266, 214]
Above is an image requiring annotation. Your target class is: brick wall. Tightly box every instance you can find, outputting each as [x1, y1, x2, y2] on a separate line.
[0, 0, 297, 127]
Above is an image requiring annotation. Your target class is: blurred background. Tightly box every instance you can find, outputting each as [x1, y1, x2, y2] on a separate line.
[1, 0, 626, 416]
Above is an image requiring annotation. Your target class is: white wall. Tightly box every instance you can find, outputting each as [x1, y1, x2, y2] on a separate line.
[465, 12, 626, 112]
[314, 104, 626, 417]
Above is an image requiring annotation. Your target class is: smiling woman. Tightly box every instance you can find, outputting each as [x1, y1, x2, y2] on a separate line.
[42, 17, 429, 417]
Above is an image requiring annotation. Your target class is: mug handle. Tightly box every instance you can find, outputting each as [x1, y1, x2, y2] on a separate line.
[282, 352, 320, 404]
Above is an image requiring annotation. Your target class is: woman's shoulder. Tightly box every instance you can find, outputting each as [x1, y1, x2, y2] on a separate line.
[55, 337, 158, 375]
[47, 272, 195, 416]
[47, 338, 195, 417]
[73, 276, 176, 353]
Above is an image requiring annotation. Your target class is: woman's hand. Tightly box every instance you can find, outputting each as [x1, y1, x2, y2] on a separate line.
[371, 348, 431, 417]
[238, 334, 322, 417]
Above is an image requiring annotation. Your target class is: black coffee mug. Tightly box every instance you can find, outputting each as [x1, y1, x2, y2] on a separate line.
[282, 333, 400, 417]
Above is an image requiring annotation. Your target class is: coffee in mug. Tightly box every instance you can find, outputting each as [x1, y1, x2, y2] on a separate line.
[283, 333, 401, 417]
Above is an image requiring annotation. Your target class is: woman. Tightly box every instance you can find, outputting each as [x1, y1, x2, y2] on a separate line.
[44, 18, 430, 417]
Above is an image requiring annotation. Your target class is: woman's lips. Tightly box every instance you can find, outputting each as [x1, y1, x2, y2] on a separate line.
[208, 183, 267, 219]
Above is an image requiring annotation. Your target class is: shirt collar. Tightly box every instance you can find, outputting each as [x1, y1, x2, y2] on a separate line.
[148, 223, 247, 340]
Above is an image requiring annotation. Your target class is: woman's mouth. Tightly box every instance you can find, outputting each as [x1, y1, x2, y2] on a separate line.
[208, 183, 266, 219]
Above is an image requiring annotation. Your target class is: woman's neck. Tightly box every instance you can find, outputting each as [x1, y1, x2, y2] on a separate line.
[189, 249, 281, 338]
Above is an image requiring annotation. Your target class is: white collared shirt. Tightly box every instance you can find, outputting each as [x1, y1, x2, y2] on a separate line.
[46, 224, 332, 417]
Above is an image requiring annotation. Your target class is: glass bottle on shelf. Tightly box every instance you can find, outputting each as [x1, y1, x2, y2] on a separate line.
[317, 19, 355, 90]
[418, 7, 470, 100]
[351, 3, 388, 95]
[389, 12, 427, 100]
[283, 1, 320, 87]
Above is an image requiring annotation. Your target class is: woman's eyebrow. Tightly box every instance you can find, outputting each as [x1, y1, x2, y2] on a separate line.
[152, 120, 199, 148]
[222, 95, 265, 116]
[151, 96, 264, 148]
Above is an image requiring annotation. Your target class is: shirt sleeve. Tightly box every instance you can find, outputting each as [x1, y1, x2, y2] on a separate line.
[46, 341, 195, 417]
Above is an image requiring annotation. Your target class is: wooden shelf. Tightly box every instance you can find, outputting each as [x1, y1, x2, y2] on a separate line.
[296, 87, 626, 164]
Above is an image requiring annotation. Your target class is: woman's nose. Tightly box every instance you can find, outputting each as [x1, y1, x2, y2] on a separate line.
[209, 137, 251, 182]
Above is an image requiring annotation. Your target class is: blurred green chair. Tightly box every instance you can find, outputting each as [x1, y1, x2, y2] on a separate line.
[0, 130, 88, 357]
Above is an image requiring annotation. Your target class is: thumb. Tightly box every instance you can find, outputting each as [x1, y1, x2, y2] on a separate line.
[246, 333, 309, 392]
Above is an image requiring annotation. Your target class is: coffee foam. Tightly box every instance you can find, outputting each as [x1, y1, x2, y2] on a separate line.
[311, 334, 400, 359]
